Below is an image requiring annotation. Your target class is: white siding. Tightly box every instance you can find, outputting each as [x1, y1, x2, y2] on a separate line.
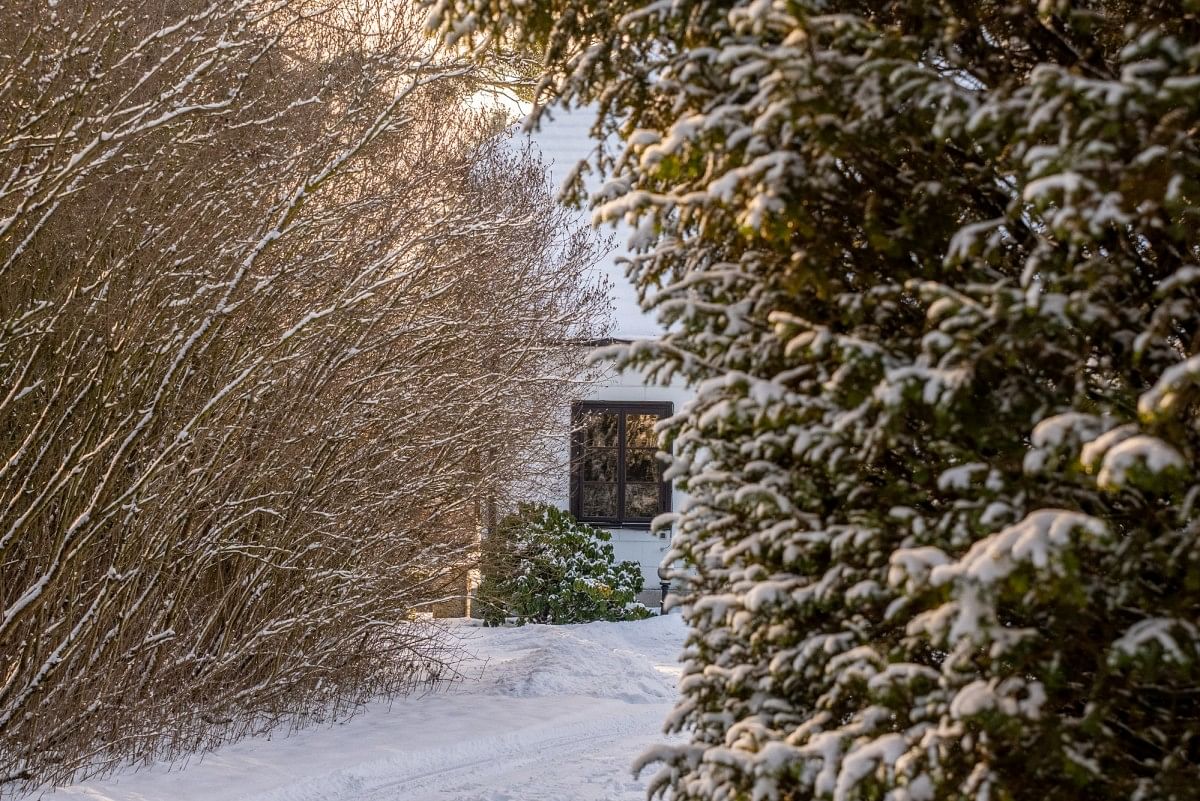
[547, 357, 694, 593]
[526, 110, 693, 598]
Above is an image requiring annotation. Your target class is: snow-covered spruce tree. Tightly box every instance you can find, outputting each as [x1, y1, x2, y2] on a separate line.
[477, 503, 649, 625]
[431, 2, 1200, 799]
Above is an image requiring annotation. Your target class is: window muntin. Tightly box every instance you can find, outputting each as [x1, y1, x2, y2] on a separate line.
[571, 402, 671, 526]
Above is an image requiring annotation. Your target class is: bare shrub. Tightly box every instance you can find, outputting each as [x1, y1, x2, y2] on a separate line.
[0, 0, 607, 791]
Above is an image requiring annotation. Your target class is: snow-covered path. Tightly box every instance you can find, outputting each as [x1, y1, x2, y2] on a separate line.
[41, 616, 686, 801]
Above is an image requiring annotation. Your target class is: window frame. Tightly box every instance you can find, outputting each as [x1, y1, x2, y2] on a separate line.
[570, 400, 673, 528]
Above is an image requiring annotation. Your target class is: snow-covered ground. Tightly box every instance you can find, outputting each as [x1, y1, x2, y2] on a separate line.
[40, 615, 686, 801]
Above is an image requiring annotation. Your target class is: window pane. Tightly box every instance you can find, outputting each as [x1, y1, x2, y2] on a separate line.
[582, 448, 617, 482]
[625, 448, 660, 482]
[626, 414, 660, 447]
[581, 410, 619, 447]
[625, 483, 660, 519]
[582, 483, 617, 518]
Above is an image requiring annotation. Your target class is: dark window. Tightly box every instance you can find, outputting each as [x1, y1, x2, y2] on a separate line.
[571, 401, 672, 527]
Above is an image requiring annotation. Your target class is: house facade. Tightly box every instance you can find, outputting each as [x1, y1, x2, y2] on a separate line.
[533, 109, 695, 609]
[553, 342, 693, 608]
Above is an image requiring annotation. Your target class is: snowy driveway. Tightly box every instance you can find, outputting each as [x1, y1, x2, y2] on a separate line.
[41, 616, 685, 801]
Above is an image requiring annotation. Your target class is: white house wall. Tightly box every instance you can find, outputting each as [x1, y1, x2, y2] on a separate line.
[526, 109, 695, 606]
[551, 356, 694, 603]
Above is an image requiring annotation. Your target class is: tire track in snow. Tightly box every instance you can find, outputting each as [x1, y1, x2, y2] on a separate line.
[239, 702, 673, 801]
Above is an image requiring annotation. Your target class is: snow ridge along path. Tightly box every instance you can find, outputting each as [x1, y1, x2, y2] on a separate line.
[42, 615, 686, 801]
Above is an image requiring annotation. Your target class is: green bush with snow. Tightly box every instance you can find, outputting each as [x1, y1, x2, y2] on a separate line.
[477, 504, 651, 625]
[433, 2, 1200, 799]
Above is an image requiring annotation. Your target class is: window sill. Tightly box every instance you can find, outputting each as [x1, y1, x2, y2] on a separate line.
[582, 521, 666, 535]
